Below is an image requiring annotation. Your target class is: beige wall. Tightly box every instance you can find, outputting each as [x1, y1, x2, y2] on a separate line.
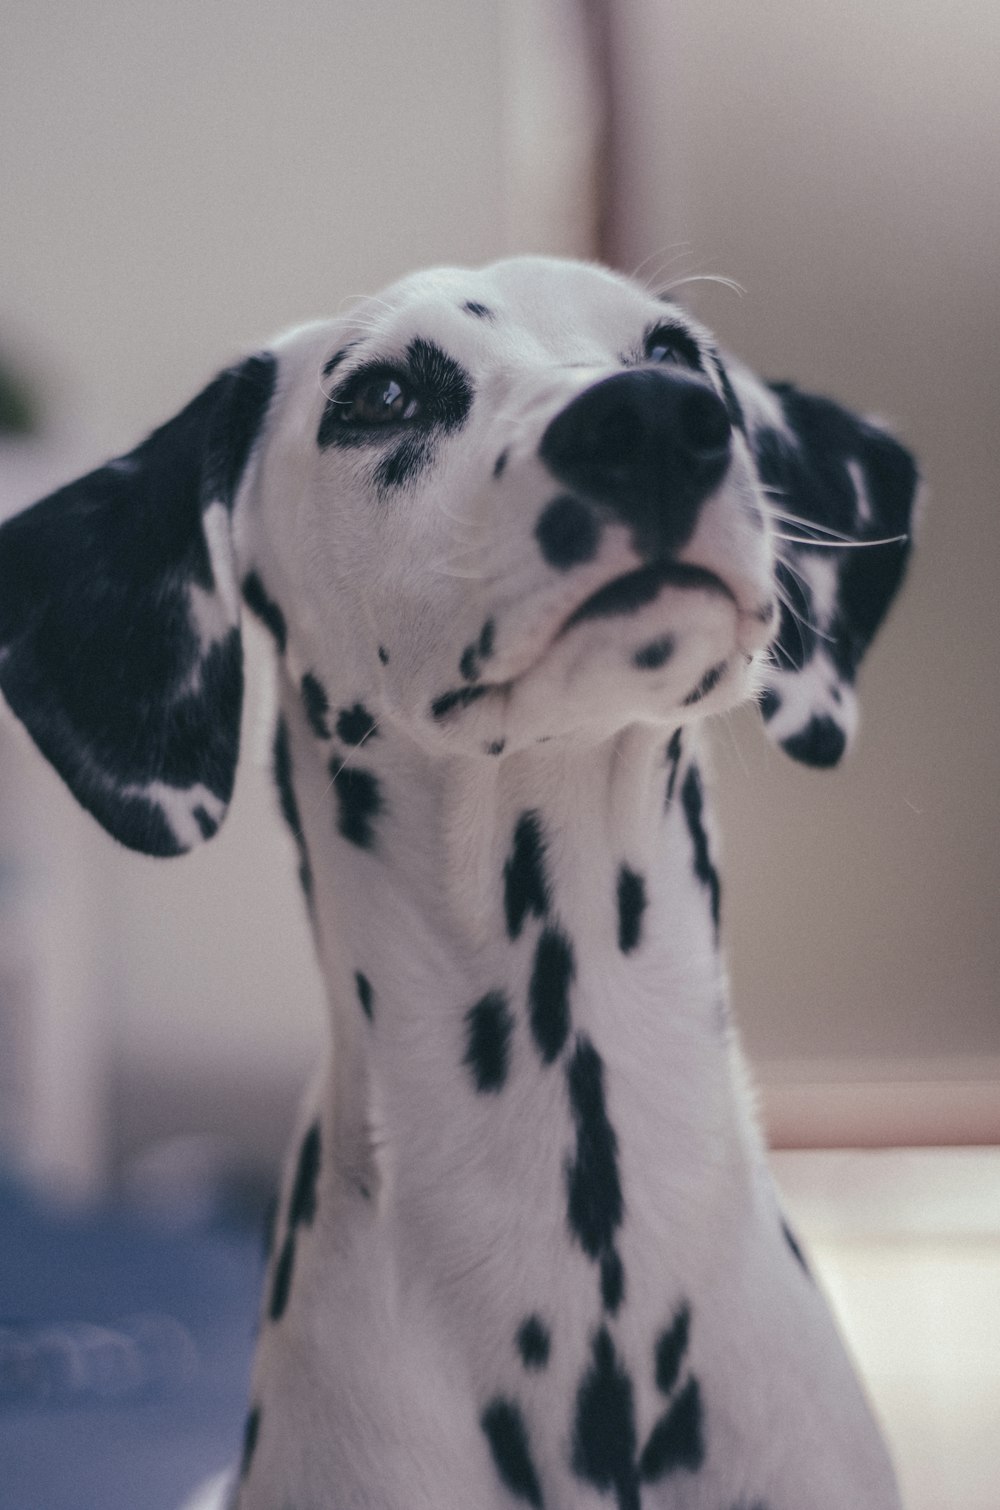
[607, 0, 1000, 1090]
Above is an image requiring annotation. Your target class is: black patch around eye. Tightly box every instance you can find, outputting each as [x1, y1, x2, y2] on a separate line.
[535, 495, 601, 570]
[707, 351, 746, 432]
[529, 926, 574, 1064]
[633, 636, 675, 671]
[323, 344, 357, 379]
[516, 1316, 551, 1370]
[638, 1377, 705, 1482]
[571, 1326, 639, 1507]
[301, 671, 332, 739]
[664, 728, 683, 806]
[617, 866, 647, 954]
[375, 433, 435, 489]
[336, 702, 378, 745]
[289, 1121, 321, 1228]
[463, 300, 494, 319]
[330, 760, 384, 849]
[645, 321, 704, 371]
[480, 1398, 544, 1508]
[242, 571, 287, 653]
[565, 1035, 623, 1259]
[680, 766, 721, 937]
[655, 1304, 691, 1396]
[239, 1404, 261, 1480]
[464, 990, 513, 1093]
[504, 810, 550, 940]
[782, 1217, 812, 1278]
[780, 713, 846, 768]
[682, 659, 728, 706]
[268, 1231, 295, 1322]
[600, 1249, 625, 1314]
[430, 683, 491, 720]
[407, 336, 474, 431]
[355, 971, 374, 1021]
[758, 687, 781, 722]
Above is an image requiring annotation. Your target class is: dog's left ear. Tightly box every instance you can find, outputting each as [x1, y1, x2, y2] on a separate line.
[0, 352, 277, 854]
[747, 381, 919, 767]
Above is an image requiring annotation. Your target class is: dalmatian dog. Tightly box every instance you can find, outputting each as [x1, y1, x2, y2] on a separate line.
[0, 257, 918, 1510]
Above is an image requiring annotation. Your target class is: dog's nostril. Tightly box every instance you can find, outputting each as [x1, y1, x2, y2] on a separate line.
[678, 387, 730, 458]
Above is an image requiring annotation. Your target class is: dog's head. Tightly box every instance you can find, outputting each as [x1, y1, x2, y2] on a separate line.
[0, 257, 918, 854]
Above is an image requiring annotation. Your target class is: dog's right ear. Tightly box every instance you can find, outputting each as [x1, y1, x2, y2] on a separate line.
[0, 353, 277, 856]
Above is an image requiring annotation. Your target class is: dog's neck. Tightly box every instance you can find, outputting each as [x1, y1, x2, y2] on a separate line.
[280, 678, 760, 1273]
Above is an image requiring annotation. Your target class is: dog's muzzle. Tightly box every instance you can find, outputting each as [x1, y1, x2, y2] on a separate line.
[539, 368, 732, 559]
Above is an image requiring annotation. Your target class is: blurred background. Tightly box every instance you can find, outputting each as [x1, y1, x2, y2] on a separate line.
[0, 3, 997, 1507]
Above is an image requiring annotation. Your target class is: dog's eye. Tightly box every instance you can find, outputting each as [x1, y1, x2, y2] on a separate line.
[644, 326, 702, 370]
[341, 373, 421, 426]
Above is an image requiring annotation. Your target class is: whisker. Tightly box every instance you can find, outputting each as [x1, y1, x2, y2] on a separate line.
[770, 530, 909, 550]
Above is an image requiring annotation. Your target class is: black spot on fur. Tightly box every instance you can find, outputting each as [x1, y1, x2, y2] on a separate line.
[463, 300, 494, 319]
[430, 683, 491, 720]
[781, 713, 846, 768]
[654, 1303, 691, 1396]
[301, 672, 332, 739]
[782, 1217, 812, 1278]
[682, 659, 728, 706]
[289, 1122, 321, 1229]
[273, 717, 314, 904]
[680, 766, 720, 936]
[269, 1231, 295, 1321]
[375, 434, 435, 489]
[192, 804, 218, 840]
[758, 687, 781, 722]
[571, 1327, 640, 1510]
[664, 728, 683, 805]
[378, 644, 389, 665]
[493, 448, 509, 479]
[565, 1035, 623, 1260]
[600, 1250, 625, 1313]
[504, 811, 549, 940]
[478, 618, 495, 660]
[239, 1404, 261, 1480]
[617, 866, 646, 954]
[486, 738, 506, 756]
[336, 702, 378, 745]
[242, 570, 287, 654]
[638, 1377, 705, 1483]
[355, 971, 374, 1021]
[535, 495, 601, 570]
[481, 1398, 544, 1508]
[330, 760, 383, 849]
[459, 643, 480, 682]
[633, 635, 674, 671]
[516, 1316, 551, 1370]
[322, 344, 357, 379]
[707, 350, 746, 432]
[529, 927, 574, 1063]
[564, 561, 727, 629]
[464, 991, 513, 1093]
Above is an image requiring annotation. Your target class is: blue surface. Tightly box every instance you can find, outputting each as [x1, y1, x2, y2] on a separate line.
[0, 1176, 262, 1510]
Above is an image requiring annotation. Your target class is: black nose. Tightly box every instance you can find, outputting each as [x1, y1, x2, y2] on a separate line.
[539, 369, 731, 556]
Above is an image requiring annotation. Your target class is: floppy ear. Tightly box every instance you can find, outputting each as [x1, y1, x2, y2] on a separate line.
[0, 352, 277, 854]
[747, 380, 919, 767]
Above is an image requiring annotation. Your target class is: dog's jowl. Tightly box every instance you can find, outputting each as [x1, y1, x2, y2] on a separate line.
[0, 257, 918, 1509]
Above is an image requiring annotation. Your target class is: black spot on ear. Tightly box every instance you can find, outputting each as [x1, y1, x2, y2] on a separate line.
[638, 1377, 705, 1482]
[478, 618, 495, 660]
[378, 645, 389, 665]
[633, 636, 674, 671]
[617, 866, 646, 954]
[430, 683, 491, 720]
[463, 300, 495, 320]
[682, 659, 728, 706]
[600, 1249, 625, 1314]
[464, 990, 513, 1093]
[330, 760, 384, 849]
[493, 449, 509, 479]
[192, 804, 218, 840]
[336, 702, 378, 745]
[529, 927, 574, 1063]
[239, 1403, 261, 1480]
[301, 672, 332, 739]
[480, 1398, 544, 1508]
[355, 971, 374, 1022]
[565, 1035, 623, 1260]
[535, 496, 601, 570]
[504, 811, 550, 940]
[758, 687, 781, 722]
[654, 1303, 691, 1396]
[571, 1327, 639, 1510]
[273, 717, 314, 905]
[242, 571, 287, 654]
[782, 1217, 812, 1278]
[680, 766, 720, 937]
[516, 1315, 551, 1370]
[780, 713, 846, 768]
[268, 1231, 295, 1321]
[289, 1121, 321, 1228]
[664, 728, 683, 806]
[459, 644, 480, 682]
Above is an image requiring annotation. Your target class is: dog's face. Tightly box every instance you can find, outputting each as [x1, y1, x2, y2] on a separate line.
[0, 256, 918, 855]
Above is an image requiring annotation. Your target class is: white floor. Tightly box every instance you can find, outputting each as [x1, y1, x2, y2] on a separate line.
[772, 1149, 1000, 1510]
